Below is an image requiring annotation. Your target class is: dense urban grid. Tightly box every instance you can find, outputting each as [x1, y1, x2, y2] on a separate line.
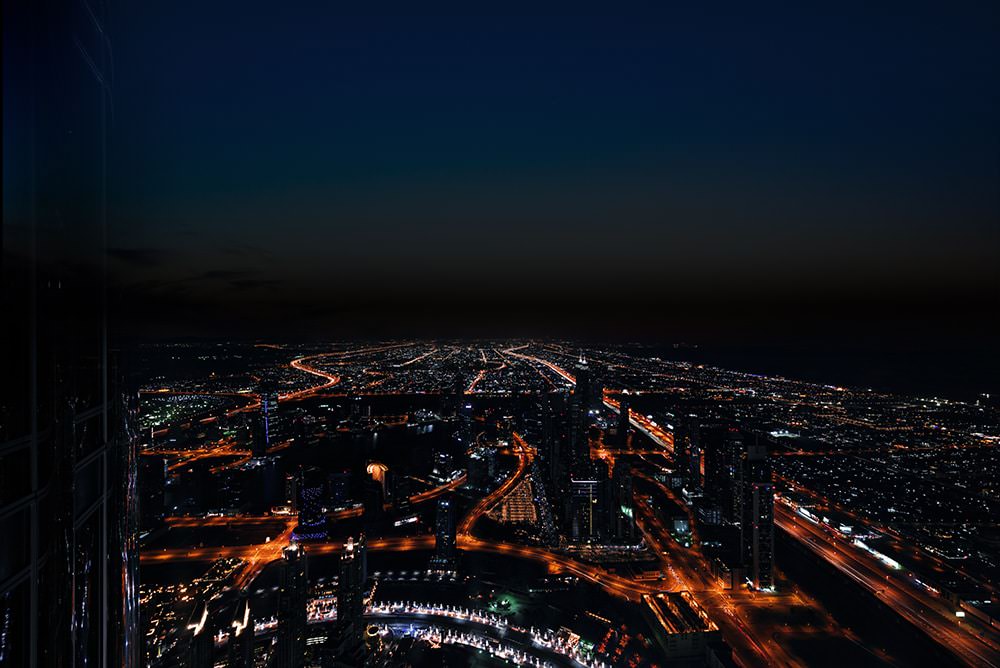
[5, 1, 998, 666]
[122, 341, 1000, 667]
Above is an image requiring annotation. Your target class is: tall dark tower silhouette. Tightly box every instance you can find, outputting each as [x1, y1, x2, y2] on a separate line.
[330, 535, 368, 664]
[738, 442, 774, 590]
[228, 591, 255, 668]
[430, 497, 457, 569]
[275, 545, 308, 668]
[185, 598, 215, 668]
[569, 356, 592, 476]
[1, 0, 139, 666]
[253, 381, 280, 458]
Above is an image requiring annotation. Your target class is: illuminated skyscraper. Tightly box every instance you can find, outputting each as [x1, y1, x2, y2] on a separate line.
[568, 475, 601, 541]
[330, 535, 367, 664]
[569, 356, 592, 476]
[702, 425, 741, 520]
[293, 466, 328, 540]
[275, 544, 309, 668]
[253, 380, 280, 458]
[430, 497, 457, 569]
[186, 598, 215, 668]
[738, 442, 774, 590]
[1, 1, 139, 665]
[228, 592, 256, 668]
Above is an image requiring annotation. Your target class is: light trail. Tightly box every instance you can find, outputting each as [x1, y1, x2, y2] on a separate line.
[777, 504, 1000, 667]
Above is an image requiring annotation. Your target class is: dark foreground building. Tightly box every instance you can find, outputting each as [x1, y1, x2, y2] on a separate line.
[1, 0, 139, 665]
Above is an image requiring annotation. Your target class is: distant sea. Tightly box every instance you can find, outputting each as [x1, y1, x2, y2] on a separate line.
[648, 342, 998, 401]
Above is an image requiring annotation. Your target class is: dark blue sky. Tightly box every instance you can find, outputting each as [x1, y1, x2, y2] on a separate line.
[107, 2, 998, 338]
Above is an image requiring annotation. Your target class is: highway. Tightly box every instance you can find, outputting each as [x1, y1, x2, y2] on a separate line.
[142, 430, 671, 604]
[458, 433, 533, 535]
[777, 503, 1000, 667]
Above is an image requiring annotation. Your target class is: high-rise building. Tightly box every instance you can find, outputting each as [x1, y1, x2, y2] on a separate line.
[688, 427, 703, 496]
[252, 381, 280, 458]
[285, 472, 299, 511]
[569, 357, 592, 476]
[330, 536, 367, 664]
[275, 544, 309, 668]
[456, 402, 474, 450]
[702, 426, 741, 521]
[393, 474, 413, 515]
[186, 597, 215, 668]
[294, 466, 328, 541]
[432, 449, 455, 482]
[738, 442, 774, 590]
[430, 497, 457, 569]
[1, 1, 139, 664]
[362, 474, 386, 523]
[606, 461, 637, 543]
[542, 390, 570, 495]
[327, 469, 351, 507]
[568, 475, 601, 541]
[228, 591, 255, 668]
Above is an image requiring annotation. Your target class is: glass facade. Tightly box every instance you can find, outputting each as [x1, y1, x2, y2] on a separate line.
[1, 0, 139, 666]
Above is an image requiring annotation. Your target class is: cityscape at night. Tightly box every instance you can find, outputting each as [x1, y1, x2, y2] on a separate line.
[129, 341, 1000, 667]
[3, 2, 999, 668]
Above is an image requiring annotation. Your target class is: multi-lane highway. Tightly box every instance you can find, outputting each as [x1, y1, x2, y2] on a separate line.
[778, 503, 1000, 667]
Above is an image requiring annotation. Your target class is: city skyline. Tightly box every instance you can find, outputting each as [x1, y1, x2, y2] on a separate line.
[3, 3, 999, 668]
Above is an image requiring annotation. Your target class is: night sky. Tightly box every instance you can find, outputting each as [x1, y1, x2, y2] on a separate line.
[108, 3, 998, 344]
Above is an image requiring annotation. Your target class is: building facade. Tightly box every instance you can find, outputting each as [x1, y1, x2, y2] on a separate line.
[1, 0, 139, 665]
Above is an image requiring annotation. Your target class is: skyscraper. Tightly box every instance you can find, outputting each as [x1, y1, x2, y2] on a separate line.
[275, 544, 309, 668]
[687, 424, 703, 496]
[738, 442, 774, 590]
[430, 497, 457, 569]
[294, 465, 328, 541]
[186, 598, 215, 668]
[330, 535, 368, 664]
[252, 380, 280, 458]
[606, 461, 637, 543]
[542, 390, 570, 495]
[228, 591, 256, 668]
[568, 475, 601, 541]
[1, 0, 139, 664]
[569, 356, 592, 476]
[702, 426, 742, 521]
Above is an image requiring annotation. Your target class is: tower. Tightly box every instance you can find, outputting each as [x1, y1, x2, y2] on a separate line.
[607, 461, 637, 543]
[186, 598, 214, 668]
[294, 466, 328, 541]
[703, 426, 742, 520]
[430, 497, 457, 569]
[331, 535, 368, 664]
[275, 544, 308, 668]
[738, 442, 774, 590]
[252, 380, 280, 458]
[228, 591, 255, 668]
[569, 356, 592, 476]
